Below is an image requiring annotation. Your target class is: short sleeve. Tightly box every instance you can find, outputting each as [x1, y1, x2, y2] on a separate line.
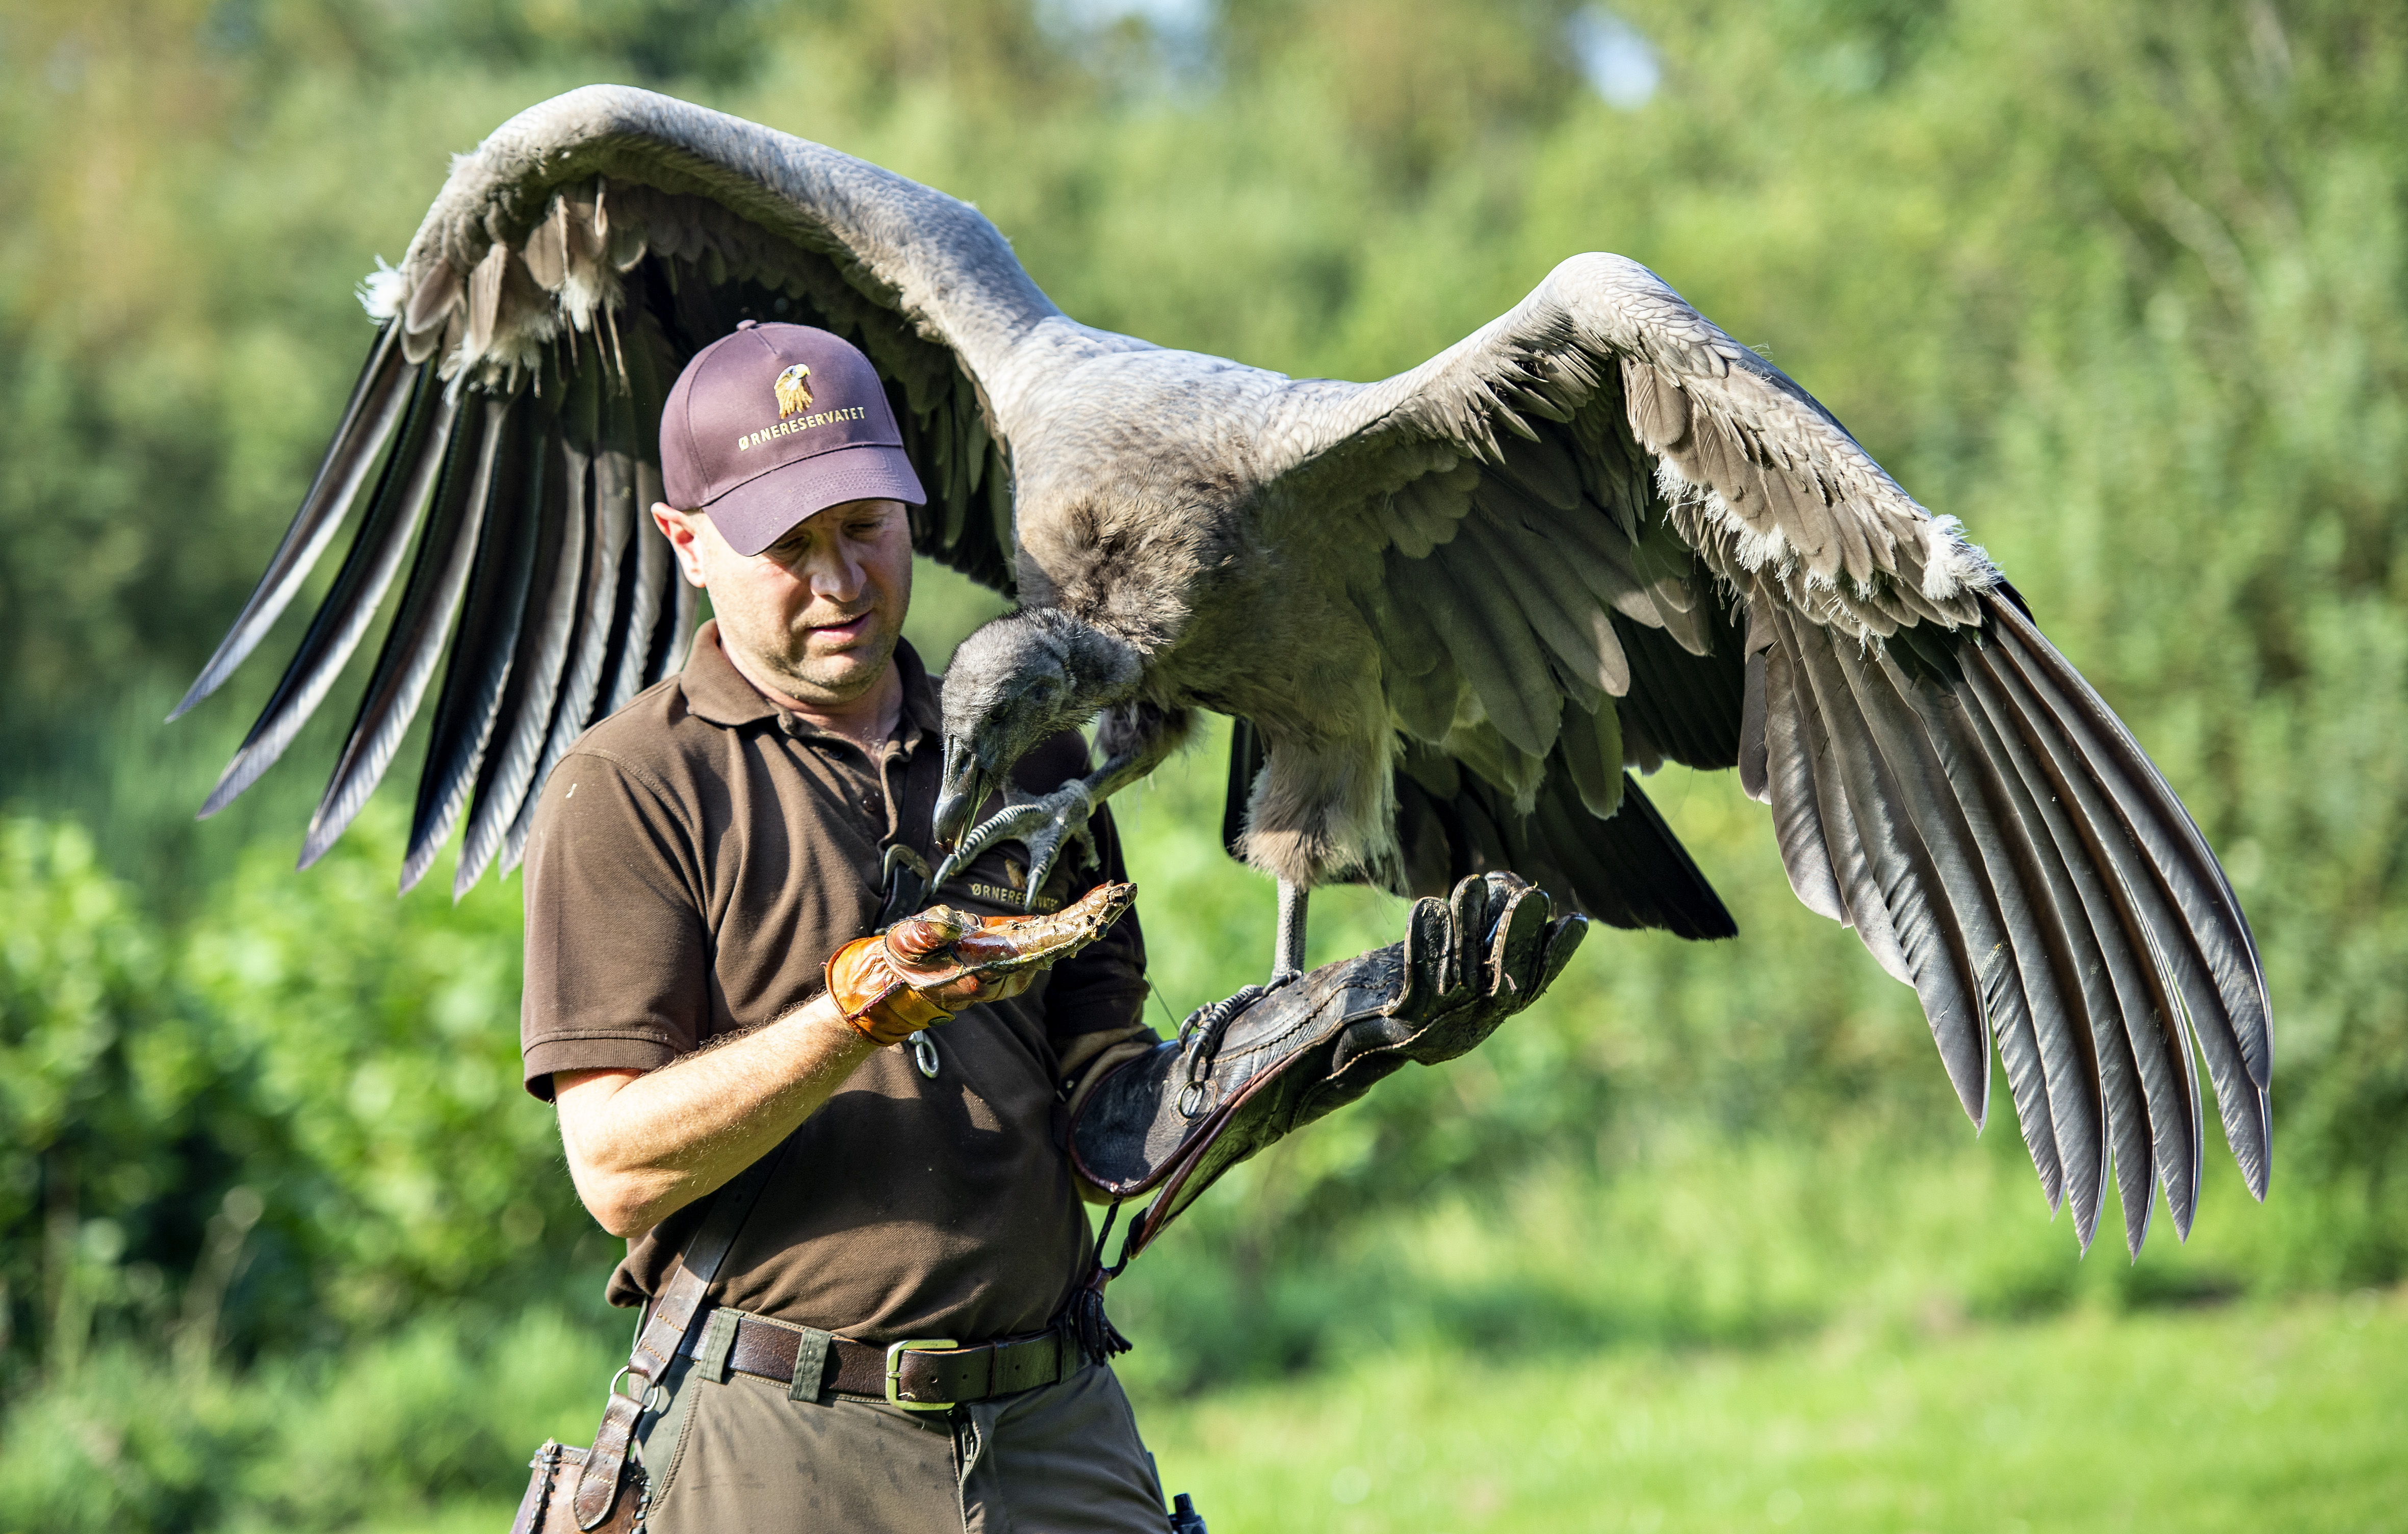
[520, 748, 712, 1100]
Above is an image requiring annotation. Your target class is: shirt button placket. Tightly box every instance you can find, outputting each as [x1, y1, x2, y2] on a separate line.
[876, 743, 905, 841]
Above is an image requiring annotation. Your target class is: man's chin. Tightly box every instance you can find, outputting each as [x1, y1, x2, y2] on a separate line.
[780, 635, 896, 698]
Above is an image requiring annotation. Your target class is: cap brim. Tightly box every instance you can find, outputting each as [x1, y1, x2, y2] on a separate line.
[704, 443, 927, 556]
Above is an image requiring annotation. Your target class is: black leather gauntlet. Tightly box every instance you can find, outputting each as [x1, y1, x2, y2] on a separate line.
[1069, 873, 1586, 1263]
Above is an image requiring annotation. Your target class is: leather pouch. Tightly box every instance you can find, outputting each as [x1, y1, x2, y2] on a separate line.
[509, 1442, 644, 1534]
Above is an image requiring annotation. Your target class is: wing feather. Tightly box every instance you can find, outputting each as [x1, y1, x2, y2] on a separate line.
[498, 365, 627, 875]
[1937, 636, 2195, 1238]
[1611, 610, 1744, 771]
[1782, 612, 1994, 1130]
[1756, 636, 1848, 924]
[199, 374, 458, 819]
[1465, 501, 1624, 705]
[1969, 605, 2267, 1199]
[1553, 698, 1626, 821]
[1391, 541, 1560, 759]
[298, 393, 505, 869]
[454, 389, 587, 897]
[1847, 640, 2095, 1228]
[593, 365, 660, 721]
[401, 387, 545, 894]
[638, 451, 693, 686]
[1989, 604, 2271, 1090]
[1370, 733, 1733, 938]
[599, 310, 680, 715]
[172, 325, 414, 722]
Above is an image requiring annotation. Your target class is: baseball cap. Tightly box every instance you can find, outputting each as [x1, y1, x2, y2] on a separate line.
[660, 321, 926, 556]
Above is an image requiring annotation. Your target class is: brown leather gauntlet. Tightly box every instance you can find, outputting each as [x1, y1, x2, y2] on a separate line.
[825, 881, 1137, 1046]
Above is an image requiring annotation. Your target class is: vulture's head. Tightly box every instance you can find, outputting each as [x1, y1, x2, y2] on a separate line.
[933, 608, 1143, 844]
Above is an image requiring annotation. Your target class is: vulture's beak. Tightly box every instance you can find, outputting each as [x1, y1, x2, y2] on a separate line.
[932, 735, 997, 851]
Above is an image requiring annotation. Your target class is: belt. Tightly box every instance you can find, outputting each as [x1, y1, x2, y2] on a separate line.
[676, 1307, 1081, 1411]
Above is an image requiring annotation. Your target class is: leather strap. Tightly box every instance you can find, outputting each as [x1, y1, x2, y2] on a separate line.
[676, 1309, 1079, 1405]
[571, 1149, 784, 1529]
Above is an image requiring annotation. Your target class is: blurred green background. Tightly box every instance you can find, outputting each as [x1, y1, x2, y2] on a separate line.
[4, 1, 2405, 1529]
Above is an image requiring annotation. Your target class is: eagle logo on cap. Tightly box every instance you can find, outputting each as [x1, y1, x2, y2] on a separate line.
[773, 363, 813, 420]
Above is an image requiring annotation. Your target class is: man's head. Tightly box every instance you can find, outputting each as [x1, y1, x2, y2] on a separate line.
[653, 322, 925, 707]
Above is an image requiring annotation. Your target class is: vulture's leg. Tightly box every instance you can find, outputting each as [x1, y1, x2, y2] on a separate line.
[931, 705, 1190, 907]
[1272, 879, 1310, 984]
[1238, 718, 1390, 982]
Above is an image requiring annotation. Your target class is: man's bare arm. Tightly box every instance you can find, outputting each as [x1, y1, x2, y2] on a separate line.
[554, 960, 1038, 1236]
[554, 993, 877, 1237]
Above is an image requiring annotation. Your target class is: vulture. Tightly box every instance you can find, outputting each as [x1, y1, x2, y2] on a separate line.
[180, 86, 2271, 1258]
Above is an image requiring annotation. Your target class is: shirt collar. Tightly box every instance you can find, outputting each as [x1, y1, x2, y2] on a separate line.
[680, 619, 940, 748]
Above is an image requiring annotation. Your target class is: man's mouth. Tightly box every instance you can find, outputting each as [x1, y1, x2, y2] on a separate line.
[806, 610, 877, 645]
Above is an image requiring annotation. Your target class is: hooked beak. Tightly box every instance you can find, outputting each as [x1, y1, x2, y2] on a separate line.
[933, 735, 998, 849]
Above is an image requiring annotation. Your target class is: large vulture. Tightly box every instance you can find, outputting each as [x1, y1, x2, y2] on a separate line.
[181, 87, 2269, 1257]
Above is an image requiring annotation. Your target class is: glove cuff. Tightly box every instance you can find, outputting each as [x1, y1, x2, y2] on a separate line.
[825, 935, 954, 1045]
[1068, 875, 1585, 1265]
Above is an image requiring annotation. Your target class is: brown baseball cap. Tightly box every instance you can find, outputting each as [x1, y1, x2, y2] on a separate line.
[660, 321, 925, 556]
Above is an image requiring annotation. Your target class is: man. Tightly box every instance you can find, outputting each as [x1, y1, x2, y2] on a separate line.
[521, 321, 1171, 1531]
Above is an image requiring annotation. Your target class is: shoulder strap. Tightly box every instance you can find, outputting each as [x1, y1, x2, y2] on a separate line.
[571, 1145, 784, 1529]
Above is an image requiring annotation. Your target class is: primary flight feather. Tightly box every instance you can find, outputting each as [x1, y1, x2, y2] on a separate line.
[182, 86, 2270, 1258]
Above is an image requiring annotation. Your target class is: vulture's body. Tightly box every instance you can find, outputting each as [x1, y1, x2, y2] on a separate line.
[183, 86, 2271, 1259]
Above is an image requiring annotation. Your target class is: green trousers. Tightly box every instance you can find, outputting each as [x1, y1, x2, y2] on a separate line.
[633, 1334, 1172, 1532]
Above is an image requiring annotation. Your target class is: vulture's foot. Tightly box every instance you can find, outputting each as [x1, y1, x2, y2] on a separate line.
[930, 779, 1100, 909]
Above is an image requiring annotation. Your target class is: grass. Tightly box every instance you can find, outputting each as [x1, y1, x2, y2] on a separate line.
[1133, 1288, 2408, 1534]
[6, 1258, 2400, 1532]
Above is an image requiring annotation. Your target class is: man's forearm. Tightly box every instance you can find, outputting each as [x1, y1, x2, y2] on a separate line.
[554, 993, 879, 1236]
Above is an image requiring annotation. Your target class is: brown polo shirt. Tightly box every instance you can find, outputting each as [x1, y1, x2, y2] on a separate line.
[521, 622, 1152, 1345]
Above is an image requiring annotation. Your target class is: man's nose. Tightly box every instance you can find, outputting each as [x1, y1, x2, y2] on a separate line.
[808, 550, 866, 603]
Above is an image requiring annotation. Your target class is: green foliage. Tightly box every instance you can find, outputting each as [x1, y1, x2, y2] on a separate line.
[0, 819, 185, 1383]
[0, 1308, 611, 1533]
[0, 810, 617, 1383]
[176, 806, 607, 1334]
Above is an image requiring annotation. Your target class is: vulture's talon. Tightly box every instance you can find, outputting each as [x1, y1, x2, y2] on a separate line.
[935, 778, 1098, 907]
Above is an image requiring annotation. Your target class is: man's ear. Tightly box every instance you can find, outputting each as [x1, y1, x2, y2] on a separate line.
[653, 503, 710, 588]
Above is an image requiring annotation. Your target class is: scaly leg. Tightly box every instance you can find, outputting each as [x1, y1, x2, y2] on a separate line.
[1272, 879, 1309, 985]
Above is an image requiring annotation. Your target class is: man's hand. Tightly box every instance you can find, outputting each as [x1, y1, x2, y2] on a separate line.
[825, 881, 1135, 1044]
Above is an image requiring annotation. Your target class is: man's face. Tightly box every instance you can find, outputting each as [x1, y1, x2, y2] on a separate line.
[655, 497, 914, 707]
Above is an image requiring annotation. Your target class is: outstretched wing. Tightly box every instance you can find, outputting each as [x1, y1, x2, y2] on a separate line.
[176, 86, 1074, 898]
[1260, 253, 2271, 1256]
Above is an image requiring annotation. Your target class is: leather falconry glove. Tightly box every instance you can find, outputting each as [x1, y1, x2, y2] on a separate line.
[1070, 873, 1586, 1261]
[826, 880, 1136, 1045]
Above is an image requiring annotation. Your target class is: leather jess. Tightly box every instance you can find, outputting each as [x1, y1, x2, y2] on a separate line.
[1069, 874, 1586, 1263]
